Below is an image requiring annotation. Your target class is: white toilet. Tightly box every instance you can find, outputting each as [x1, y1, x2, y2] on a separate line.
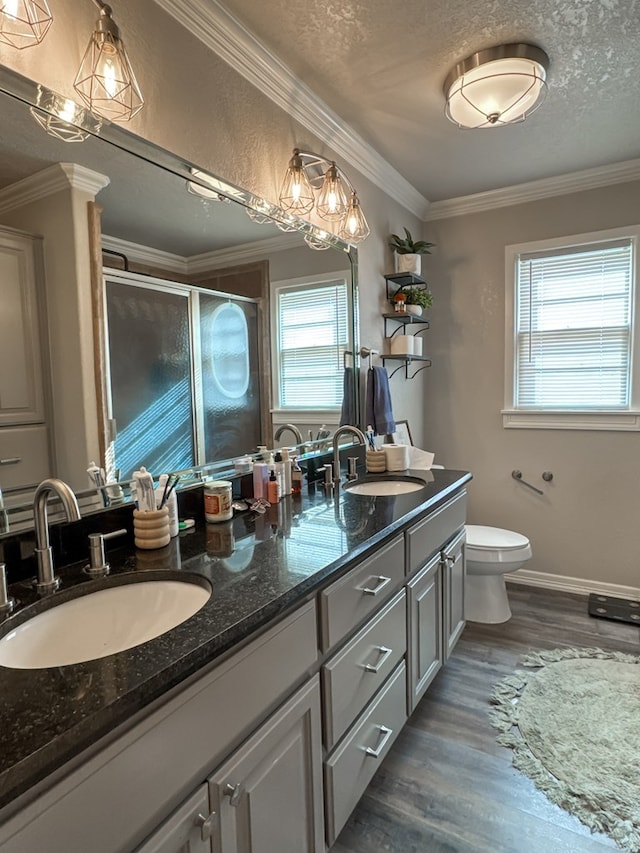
[465, 525, 532, 624]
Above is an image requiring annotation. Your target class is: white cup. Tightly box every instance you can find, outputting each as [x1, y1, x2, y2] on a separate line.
[382, 443, 410, 471]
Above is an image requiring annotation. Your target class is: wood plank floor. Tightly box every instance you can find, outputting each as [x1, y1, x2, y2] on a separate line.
[333, 583, 640, 853]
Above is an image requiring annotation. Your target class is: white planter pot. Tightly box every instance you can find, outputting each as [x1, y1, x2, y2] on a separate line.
[395, 253, 421, 275]
[405, 304, 423, 317]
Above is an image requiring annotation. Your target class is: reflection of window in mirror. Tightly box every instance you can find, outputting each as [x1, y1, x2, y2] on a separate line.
[271, 274, 351, 422]
[104, 272, 262, 479]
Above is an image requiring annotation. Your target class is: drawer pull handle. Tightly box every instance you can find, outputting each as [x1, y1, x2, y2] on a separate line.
[196, 810, 217, 841]
[365, 725, 393, 759]
[364, 645, 392, 673]
[361, 575, 392, 596]
[0, 457, 21, 466]
[223, 782, 243, 807]
[442, 554, 455, 566]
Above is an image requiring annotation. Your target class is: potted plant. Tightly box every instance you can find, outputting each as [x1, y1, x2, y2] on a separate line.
[388, 285, 433, 316]
[389, 227, 434, 275]
[403, 286, 433, 316]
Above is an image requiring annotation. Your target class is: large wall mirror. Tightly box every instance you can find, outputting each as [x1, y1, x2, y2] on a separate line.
[0, 66, 360, 537]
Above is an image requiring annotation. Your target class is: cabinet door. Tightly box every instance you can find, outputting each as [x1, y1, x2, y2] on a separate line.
[407, 552, 442, 712]
[208, 677, 324, 853]
[442, 529, 466, 659]
[0, 228, 46, 426]
[135, 786, 213, 853]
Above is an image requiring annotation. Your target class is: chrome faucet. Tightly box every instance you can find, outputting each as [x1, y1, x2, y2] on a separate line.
[33, 478, 81, 594]
[274, 423, 303, 444]
[332, 425, 366, 487]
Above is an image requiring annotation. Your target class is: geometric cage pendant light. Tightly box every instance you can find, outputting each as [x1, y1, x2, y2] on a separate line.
[74, 0, 143, 122]
[278, 148, 370, 244]
[0, 0, 53, 49]
[444, 43, 549, 129]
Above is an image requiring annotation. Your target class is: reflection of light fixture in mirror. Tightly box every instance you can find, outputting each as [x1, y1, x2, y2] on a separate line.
[444, 43, 549, 129]
[0, 0, 52, 48]
[304, 232, 331, 251]
[278, 148, 369, 244]
[186, 181, 227, 202]
[30, 87, 102, 142]
[73, 0, 143, 122]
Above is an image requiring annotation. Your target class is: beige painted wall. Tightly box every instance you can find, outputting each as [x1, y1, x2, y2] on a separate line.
[424, 180, 640, 591]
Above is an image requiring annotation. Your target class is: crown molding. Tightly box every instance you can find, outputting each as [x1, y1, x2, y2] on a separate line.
[101, 235, 188, 275]
[152, 0, 429, 219]
[101, 232, 300, 276]
[425, 158, 640, 221]
[0, 163, 109, 216]
[187, 233, 301, 274]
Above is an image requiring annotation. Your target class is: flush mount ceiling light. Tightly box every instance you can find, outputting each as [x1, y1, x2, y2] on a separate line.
[444, 43, 549, 129]
[278, 148, 370, 244]
[73, 0, 143, 122]
[0, 0, 52, 48]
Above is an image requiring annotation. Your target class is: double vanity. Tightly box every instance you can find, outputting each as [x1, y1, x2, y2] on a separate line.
[0, 467, 470, 852]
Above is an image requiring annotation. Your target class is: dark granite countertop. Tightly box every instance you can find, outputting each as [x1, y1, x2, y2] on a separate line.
[0, 468, 470, 812]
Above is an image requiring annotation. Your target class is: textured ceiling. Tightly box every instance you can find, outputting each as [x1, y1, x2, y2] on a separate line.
[219, 0, 640, 201]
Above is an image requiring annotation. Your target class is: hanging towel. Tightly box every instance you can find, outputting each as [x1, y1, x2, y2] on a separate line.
[366, 367, 396, 436]
[339, 366, 356, 426]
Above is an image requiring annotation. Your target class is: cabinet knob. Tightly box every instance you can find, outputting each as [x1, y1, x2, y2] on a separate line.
[196, 810, 217, 841]
[223, 782, 243, 807]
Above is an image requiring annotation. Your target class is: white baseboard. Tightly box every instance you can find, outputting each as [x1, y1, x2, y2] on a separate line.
[507, 568, 640, 601]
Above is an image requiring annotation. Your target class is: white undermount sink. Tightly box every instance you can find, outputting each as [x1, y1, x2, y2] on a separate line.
[345, 477, 426, 497]
[0, 578, 211, 670]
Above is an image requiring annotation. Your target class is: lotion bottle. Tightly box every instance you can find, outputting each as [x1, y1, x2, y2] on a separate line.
[267, 469, 280, 504]
[280, 448, 292, 495]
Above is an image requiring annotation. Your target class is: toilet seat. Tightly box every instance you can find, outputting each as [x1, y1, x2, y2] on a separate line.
[465, 525, 531, 564]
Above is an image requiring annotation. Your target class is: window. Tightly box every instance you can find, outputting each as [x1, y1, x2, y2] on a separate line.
[272, 273, 351, 411]
[504, 226, 640, 430]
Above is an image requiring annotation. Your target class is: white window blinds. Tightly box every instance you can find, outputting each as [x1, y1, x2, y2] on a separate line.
[515, 239, 634, 410]
[277, 280, 349, 408]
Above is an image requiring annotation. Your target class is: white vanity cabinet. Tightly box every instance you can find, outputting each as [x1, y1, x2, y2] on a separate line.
[135, 786, 213, 853]
[0, 602, 319, 853]
[0, 225, 50, 487]
[207, 678, 324, 853]
[407, 551, 443, 713]
[442, 529, 466, 659]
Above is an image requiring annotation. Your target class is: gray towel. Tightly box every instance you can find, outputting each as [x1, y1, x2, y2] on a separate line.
[339, 366, 356, 426]
[366, 367, 396, 435]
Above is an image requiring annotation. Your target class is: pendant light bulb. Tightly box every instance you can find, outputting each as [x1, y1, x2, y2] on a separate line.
[339, 193, 370, 244]
[278, 150, 315, 215]
[73, 2, 143, 122]
[316, 163, 348, 221]
[0, 0, 52, 48]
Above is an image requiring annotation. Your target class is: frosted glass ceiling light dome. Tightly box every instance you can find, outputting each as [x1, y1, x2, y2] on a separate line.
[444, 43, 549, 129]
[0, 0, 52, 48]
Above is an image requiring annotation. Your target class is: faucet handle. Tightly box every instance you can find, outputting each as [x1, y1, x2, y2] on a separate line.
[85, 528, 128, 578]
[0, 564, 15, 616]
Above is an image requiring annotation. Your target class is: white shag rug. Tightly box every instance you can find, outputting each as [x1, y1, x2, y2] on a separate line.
[490, 647, 640, 851]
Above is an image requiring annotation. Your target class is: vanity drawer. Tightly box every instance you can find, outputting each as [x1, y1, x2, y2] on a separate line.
[324, 662, 407, 846]
[319, 535, 404, 652]
[322, 589, 406, 750]
[406, 490, 467, 576]
[0, 424, 50, 489]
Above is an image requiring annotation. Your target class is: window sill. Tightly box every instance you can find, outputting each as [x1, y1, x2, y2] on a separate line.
[501, 410, 640, 431]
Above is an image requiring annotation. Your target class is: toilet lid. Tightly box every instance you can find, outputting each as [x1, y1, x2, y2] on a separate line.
[465, 525, 529, 551]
